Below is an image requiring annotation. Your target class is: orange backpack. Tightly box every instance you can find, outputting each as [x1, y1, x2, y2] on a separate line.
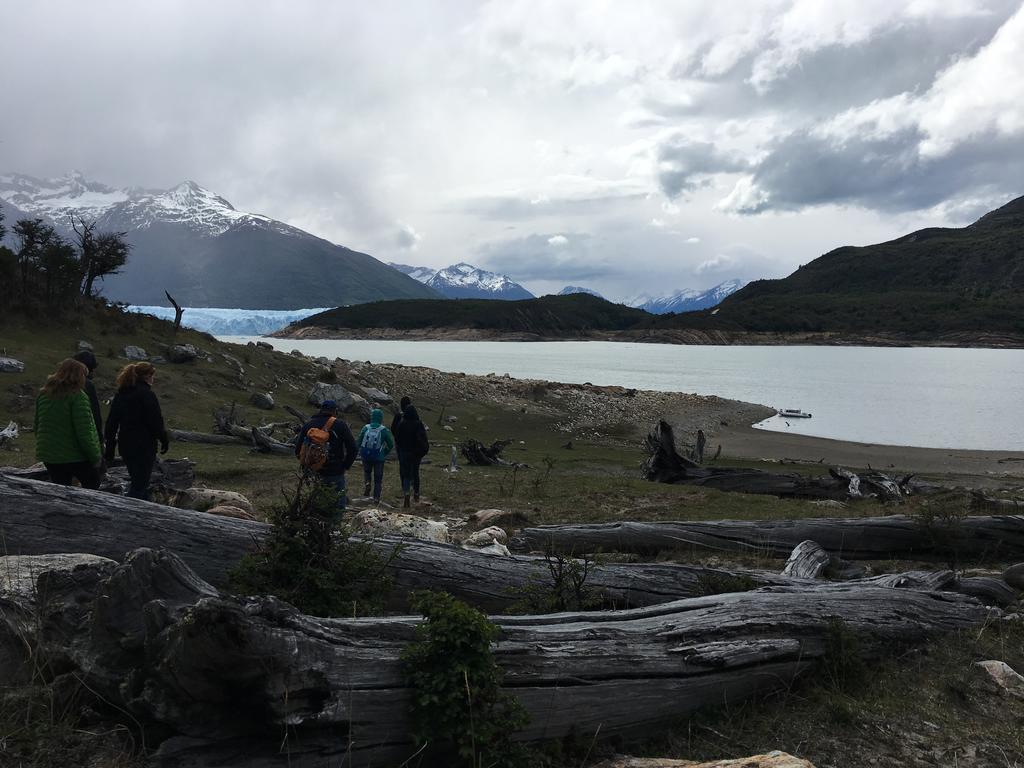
[298, 416, 336, 471]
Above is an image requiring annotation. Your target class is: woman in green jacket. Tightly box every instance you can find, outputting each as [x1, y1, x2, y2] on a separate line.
[34, 358, 103, 489]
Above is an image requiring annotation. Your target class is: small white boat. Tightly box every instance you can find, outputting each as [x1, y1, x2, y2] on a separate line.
[777, 408, 812, 419]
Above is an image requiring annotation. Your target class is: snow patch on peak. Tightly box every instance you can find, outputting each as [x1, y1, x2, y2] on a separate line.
[627, 279, 746, 314]
[557, 286, 604, 298]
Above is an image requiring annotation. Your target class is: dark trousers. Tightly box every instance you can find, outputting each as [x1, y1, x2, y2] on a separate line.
[398, 452, 422, 496]
[44, 461, 100, 490]
[123, 453, 156, 500]
[362, 459, 385, 501]
[319, 473, 348, 514]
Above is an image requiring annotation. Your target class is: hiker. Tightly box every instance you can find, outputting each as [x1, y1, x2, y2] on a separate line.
[357, 407, 395, 504]
[105, 362, 169, 500]
[34, 358, 103, 489]
[390, 395, 412, 434]
[295, 399, 357, 511]
[394, 402, 429, 508]
[72, 349, 103, 443]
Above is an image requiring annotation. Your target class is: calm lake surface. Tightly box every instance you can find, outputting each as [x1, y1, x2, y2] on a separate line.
[222, 337, 1024, 451]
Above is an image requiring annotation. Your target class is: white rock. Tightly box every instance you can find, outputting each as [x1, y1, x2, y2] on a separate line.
[443, 425, 454, 432]
[121, 345, 148, 360]
[463, 526, 509, 547]
[77, 340, 93, 352]
[0, 357, 26, 373]
[462, 542, 512, 556]
[171, 487, 255, 516]
[975, 660, 1024, 699]
[467, 508, 530, 530]
[351, 510, 449, 543]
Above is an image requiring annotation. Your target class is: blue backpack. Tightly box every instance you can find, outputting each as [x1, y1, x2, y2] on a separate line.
[360, 425, 386, 461]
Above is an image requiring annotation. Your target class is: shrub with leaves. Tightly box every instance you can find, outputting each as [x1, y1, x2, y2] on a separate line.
[402, 590, 531, 767]
[230, 473, 395, 616]
[508, 550, 606, 614]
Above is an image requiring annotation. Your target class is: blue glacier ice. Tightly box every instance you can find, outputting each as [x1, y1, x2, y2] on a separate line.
[127, 306, 331, 336]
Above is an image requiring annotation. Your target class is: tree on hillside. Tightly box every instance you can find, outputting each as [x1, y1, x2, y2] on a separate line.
[12, 217, 56, 295]
[71, 216, 131, 296]
[38, 238, 80, 303]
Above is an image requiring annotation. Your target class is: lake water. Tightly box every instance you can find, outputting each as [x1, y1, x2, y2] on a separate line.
[222, 337, 1024, 451]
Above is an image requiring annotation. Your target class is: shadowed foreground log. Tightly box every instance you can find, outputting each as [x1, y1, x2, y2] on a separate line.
[1, 475, 1018, 613]
[1, 549, 996, 768]
[510, 514, 1024, 562]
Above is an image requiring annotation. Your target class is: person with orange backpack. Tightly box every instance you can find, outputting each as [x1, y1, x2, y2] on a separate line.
[295, 400, 357, 511]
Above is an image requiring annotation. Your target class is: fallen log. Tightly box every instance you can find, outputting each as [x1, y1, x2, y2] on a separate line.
[169, 428, 250, 446]
[510, 515, 1024, 563]
[1, 548, 996, 768]
[644, 421, 908, 502]
[1, 476, 1016, 613]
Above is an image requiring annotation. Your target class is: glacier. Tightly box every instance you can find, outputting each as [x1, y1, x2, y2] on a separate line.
[127, 306, 331, 336]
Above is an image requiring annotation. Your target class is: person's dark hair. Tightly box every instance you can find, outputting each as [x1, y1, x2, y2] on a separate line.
[72, 349, 98, 373]
[400, 396, 412, 410]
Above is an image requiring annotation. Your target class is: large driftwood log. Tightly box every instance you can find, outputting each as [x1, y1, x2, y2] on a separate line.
[645, 421, 909, 501]
[510, 514, 1024, 563]
[2, 548, 996, 768]
[169, 428, 250, 446]
[1, 476, 1016, 614]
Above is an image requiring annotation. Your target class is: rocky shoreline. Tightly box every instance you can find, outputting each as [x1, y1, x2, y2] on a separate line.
[276, 325, 1024, 349]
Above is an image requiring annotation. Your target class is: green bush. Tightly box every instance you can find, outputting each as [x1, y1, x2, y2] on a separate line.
[402, 590, 530, 767]
[230, 473, 395, 616]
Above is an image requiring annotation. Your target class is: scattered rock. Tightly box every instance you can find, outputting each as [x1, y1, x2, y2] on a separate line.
[166, 344, 199, 364]
[204, 504, 257, 521]
[255, 341, 273, 350]
[466, 542, 512, 556]
[121, 345, 148, 361]
[307, 382, 356, 411]
[290, 349, 304, 357]
[593, 753, 815, 768]
[363, 387, 393, 405]
[350, 510, 449, 543]
[168, 488, 255, 516]
[0, 357, 26, 374]
[1004, 562, 1024, 591]
[447, 415, 458, 423]
[250, 392, 275, 410]
[77, 340, 94, 352]
[975, 660, 1024, 699]
[443, 425, 454, 432]
[467, 508, 530, 531]
[463, 526, 509, 547]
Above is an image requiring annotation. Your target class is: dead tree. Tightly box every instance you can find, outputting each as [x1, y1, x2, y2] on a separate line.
[1, 548, 996, 768]
[165, 290, 184, 333]
[461, 438, 512, 466]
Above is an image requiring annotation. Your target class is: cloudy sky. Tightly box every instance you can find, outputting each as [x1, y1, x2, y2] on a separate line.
[2, 0, 1022, 300]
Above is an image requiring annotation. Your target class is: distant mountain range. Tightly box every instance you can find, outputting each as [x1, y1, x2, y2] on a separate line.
[557, 286, 604, 298]
[389, 262, 534, 300]
[0, 172, 438, 309]
[626, 279, 746, 314]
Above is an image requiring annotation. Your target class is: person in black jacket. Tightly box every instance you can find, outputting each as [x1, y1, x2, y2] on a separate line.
[73, 349, 103, 444]
[105, 362, 169, 500]
[394, 403, 429, 508]
[390, 395, 412, 435]
[295, 400, 357, 511]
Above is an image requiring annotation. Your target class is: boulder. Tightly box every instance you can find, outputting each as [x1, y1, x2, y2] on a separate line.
[307, 382, 356, 411]
[121, 345, 148, 361]
[594, 753, 815, 768]
[464, 542, 512, 556]
[77, 340, 94, 352]
[443, 425, 454, 432]
[250, 392, 275, 410]
[255, 341, 273, 350]
[363, 387, 393, 405]
[167, 344, 199, 363]
[467, 508, 530, 531]
[351, 510, 449, 543]
[290, 349, 304, 357]
[0, 357, 25, 373]
[168, 487, 255, 516]
[205, 504, 257, 521]
[1004, 562, 1024, 591]
[975, 660, 1024, 699]
[463, 526, 509, 547]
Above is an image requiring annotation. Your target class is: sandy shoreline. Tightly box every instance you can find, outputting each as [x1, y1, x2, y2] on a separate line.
[714, 424, 1024, 482]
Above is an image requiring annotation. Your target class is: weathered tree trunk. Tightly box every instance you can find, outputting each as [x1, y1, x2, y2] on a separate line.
[1, 548, 995, 768]
[168, 428, 251, 446]
[644, 420, 909, 501]
[1, 476, 1016, 614]
[165, 290, 184, 333]
[461, 438, 512, 466]
[510, 515, 1024, 563]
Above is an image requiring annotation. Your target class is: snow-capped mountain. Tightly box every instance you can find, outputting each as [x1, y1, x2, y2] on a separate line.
[0, 171, 437, 309]
[557, 285, 604, 298]
[627, 279, 746, 314]
[388, 262, 534, 300]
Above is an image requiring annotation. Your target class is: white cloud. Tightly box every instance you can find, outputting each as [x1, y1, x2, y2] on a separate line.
[395, 221, 422, 250]
[686, 236, 701, 243]
[548, 234, 568, 245]
[695, 253, 737, 274]
[650, 218, 666, 228]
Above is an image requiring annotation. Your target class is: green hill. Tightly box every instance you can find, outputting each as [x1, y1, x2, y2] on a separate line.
[292, 293, 656, 334]
[690, 195, 1024, 336]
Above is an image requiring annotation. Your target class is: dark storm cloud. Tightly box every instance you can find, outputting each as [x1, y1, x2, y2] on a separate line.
[656, 137, 748, 199]
[735, 129, 1024, 214]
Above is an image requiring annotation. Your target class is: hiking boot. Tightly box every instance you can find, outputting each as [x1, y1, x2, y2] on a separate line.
[403, 494, 411, 509]
[363, 482, 371, 496]
[413, 494, 420, 503]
